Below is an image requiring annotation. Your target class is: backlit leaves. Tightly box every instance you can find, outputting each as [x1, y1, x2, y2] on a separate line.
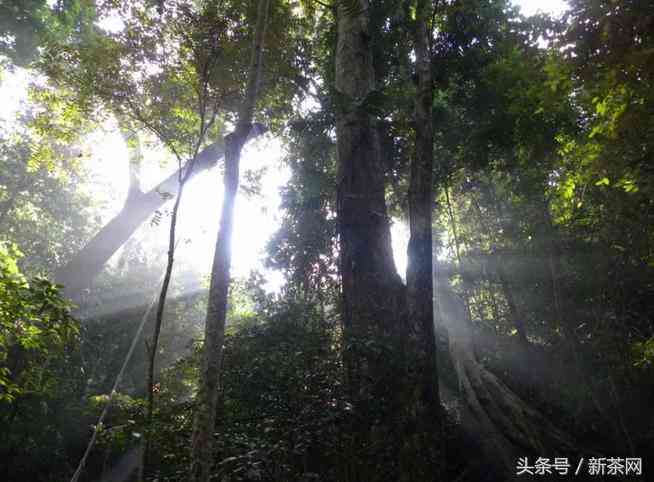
[0, 242, 79, 403]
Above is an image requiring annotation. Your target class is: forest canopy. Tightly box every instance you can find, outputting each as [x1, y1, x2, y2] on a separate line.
[1, 0, 653, 481]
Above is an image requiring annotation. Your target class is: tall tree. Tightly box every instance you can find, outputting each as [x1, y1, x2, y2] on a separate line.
[32, 0, 269, 299]
[189, 0, 271, 480]
[334, 0, 406, 478]
[401, 0, 442, 477]
[54, 129, 264, 299]
[139, 78, 219, 481]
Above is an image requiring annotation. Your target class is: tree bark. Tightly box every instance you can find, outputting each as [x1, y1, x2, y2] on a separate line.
[189, 0, 270, 480]
[118, 122, 143, 203]
[402, 0, 442, 477]
[54, 126, 265, 300]
[334, 1, 406, 478]
[139, 79, 223, 479]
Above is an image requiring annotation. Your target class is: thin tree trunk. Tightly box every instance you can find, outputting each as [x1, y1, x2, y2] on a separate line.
[497, 262, 529, 344]
[334, 1, 406, 478]
[54, 126, 265, 300]
[137, 44, 224, 478]
[540, 198, 633, 453]
[139, 116, 218, 481]
[139, 193, 183, 482]
[469, 191, 529, 345]
[402, 0, 442, 477]
[486, 189, 530, 345]
[189, 0, 270, 480]
[540, 199, 585, 357]
[486, 271, 503, 326]
[444, 182, 475, 320]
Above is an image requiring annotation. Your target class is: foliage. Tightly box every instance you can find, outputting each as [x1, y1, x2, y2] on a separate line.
[141, 297, 347, 482]
[0, 242, 87, 482]
[2, 0, 654, 479]
[0, 242, 80, 402]
[0, 0, 90, 65]
[30, 0, 313, 158]
[433, 0, 654, 459]
[0, 87, 99, 275]
[267, 108, 339, 303]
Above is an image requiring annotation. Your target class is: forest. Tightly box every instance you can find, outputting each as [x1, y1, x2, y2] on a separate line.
[0, 0, 652, 480]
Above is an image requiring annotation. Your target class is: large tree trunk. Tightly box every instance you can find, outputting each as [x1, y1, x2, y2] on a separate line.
[401, 0, 442, 478]
[189, 0, 270, 480]
[334, 1, 406, 479]
[54, 126, 265, 300]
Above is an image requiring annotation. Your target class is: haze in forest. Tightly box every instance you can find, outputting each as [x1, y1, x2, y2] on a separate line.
[1, 0, 652, 481]
[0, 0, 566, 296]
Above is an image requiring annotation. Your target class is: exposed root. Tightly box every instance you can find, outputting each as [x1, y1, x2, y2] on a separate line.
[437, 282, 577, 478]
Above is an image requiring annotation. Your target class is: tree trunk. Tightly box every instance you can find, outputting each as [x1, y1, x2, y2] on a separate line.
[138, 82, 223, 479]
[334, 1, 406, 478]
[485, 188, 529, 345]
[54, 126, 265, 300]
[444, 182, 475, 319]
[189, 0, 270, 480]
[402, 0, 442, 477]
[118, 122, 143, 203]
[470, 190, 529, 345]
[187, 131, 242, 482]
[497, 262, 529, 345]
